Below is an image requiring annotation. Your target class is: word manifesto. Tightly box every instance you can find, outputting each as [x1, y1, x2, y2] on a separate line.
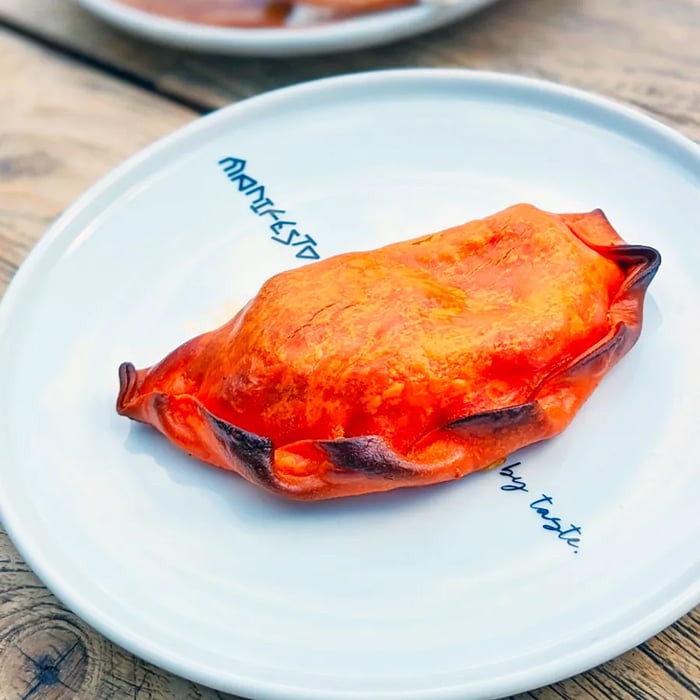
[499, 461, 582, 554]
[219, 157, 320, 261]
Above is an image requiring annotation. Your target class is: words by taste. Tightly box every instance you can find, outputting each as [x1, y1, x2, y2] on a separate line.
[499, 462, 582, 553]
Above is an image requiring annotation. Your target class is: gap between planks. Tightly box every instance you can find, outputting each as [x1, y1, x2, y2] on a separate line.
[0, 16, 211, 113]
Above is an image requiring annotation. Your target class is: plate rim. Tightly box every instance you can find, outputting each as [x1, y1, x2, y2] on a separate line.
[76, 0, 499, 55]
[1, 68, 699, 699]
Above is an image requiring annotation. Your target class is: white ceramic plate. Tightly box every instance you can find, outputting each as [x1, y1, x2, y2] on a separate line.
[1, 70, 699, 700]
[77, 0, 499, 56]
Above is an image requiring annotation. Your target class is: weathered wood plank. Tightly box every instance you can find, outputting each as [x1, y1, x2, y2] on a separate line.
[1, 0, 699, 141]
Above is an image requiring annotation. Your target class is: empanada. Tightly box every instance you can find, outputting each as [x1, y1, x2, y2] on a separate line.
[117, 204, 660, 500]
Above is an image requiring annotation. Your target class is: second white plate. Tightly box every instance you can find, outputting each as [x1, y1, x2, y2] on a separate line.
[78, 0, 500, 56]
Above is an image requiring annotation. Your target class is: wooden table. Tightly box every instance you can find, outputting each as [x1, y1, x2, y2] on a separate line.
[1, 0, 699, 697]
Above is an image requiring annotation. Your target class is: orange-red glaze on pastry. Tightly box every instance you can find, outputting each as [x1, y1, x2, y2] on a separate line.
[117, 204, 660, 500]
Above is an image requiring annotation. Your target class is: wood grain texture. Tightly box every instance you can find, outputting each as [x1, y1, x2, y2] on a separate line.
[1, 0, 700, 142]
[0, 1, 699, 698]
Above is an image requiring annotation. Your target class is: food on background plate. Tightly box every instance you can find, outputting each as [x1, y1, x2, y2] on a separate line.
[117, 0, 415, 28]
[117, 204, 660, 500]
